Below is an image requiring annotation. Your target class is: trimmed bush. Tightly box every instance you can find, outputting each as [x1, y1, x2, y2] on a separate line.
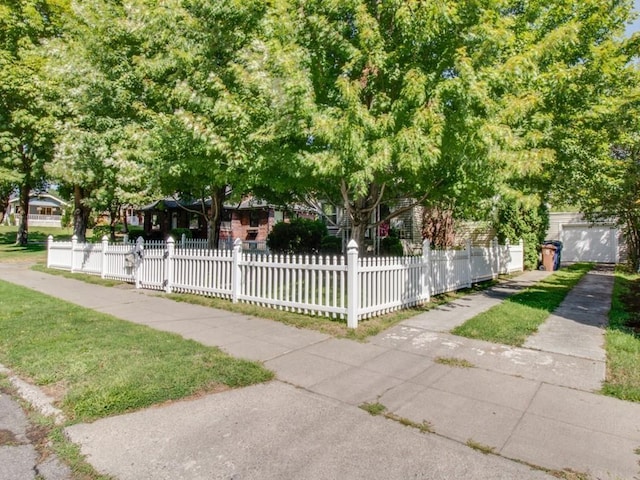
[320, 235, 343, 254]
[267, 218, 328, 254]
[380, 229, 404, 256]
[170, 228, 192, 240]
[126, 226, 145, 242]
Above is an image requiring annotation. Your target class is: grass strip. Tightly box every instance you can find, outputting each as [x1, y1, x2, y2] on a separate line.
[451, 263, 593, 346]
[167, 280, 499, 341]
[31, 263, 125, 287]
[33, 263, 500, 340]
[0, 280, 273, 423]
[602, 267, 640, 402]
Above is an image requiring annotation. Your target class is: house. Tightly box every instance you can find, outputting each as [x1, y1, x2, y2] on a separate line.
[322, 200, 495, 255]
[546, 212, 622, 263]
[139, 197, 313, 249]
[5, 192, 68, 228]
[318, 200, 424, 255]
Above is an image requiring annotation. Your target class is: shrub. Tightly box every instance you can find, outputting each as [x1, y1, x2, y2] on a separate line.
[320, 235, 343, 254]
[60, 208, 72, 228]
[267, 218, 328, 254]
[380, 229, 404, 256]
[170, 228, 192, 240]
[493, 197, 549, 270]
[125, 226, 144, 242]
[92, 225, 113, 242]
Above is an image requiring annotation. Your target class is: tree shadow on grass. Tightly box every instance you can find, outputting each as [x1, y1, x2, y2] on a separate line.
[0, 229, 72, 247]
[615, 274, 640, 337]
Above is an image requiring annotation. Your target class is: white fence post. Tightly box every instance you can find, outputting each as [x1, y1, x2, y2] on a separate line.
[46, 235, 53, 268]
[165, 236, 175, 293]
[422, 239, 431, 302]
[123, 233, 129, 244]
[347, 239, 359, 329]
[466, 238, 473, 288]
[181, 233, 186, 248]
[232, 238, 242, 303]
[519, 238, 524, 271]
[135, 237, 144, 289]
[70, 235, 78, 273]
[504, 238, 510, 274]
[493, 237, 499, 278]
[101, 235, 109, 279]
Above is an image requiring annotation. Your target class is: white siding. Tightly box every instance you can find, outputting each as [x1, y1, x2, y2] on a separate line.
[548, 213, 622, 263]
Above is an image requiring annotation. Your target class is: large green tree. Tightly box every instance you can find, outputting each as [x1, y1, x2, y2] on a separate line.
[485, 0, 635, 266]
[136, 0, 272, 248]
[267, 0, 636, 251]
[528, 0, 640, 267]
[275, 0, 502, 248]
[46, 1, 151, 242]
[0, 0, 70, 245]
[551, 38, 640, 268]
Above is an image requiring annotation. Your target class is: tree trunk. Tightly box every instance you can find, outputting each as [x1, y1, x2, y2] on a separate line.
[349, 220, 368, 253]
[123, 208, 129, 233]
[624, 212, 640, 272]
[206, 186, 226, 250]
[342, 182, 382, 254]
[73, 185, 91, 242]
[0, 192, 9, 225]
[108, 205, 120, 242]
[16, 186, 29, 246]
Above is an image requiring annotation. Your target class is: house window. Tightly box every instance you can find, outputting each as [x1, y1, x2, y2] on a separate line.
[322, 204, 337, 225]
[36, 207, 54, 216]
[250, 210, 260, 228]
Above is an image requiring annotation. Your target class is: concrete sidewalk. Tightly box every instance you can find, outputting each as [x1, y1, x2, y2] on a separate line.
[1, 264, 639, 479]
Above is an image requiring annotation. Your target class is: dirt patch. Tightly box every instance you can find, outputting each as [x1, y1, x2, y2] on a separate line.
[0, 429, 19, 446]
[40, 381, 67, 404]
[26, 422, 54, 463]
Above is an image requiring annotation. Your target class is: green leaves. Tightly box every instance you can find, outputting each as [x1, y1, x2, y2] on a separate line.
[0, 0, 71, 227]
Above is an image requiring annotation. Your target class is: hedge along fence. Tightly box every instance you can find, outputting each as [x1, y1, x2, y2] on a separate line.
[47, 236, 524, 329]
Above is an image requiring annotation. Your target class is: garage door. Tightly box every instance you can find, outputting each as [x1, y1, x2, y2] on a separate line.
[561, 225, 618, 263]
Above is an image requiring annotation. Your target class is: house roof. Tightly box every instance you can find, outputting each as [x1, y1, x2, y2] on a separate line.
[139, 196, 309, 212]
[29, 199, 63, 208]
[8, 192, 68, 207]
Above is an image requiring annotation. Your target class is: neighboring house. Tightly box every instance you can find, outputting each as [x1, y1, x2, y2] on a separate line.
[139, 197, 312, 249]
[323, 201, 496, 255]
[6, 192, 68, 228]
[454, 220, 497, 246]
[319, 200, 424, 255]
[546, 212, 622, 263]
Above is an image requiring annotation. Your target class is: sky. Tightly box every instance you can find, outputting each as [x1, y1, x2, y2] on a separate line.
[627, 0, 640, 36]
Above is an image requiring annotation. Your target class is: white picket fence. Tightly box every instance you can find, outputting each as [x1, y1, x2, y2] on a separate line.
[47, 235, 523, 328]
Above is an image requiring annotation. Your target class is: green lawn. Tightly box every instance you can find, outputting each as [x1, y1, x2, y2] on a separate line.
[0, 279, 273, 423]
[451, 263, 593, 346]
[602, 267, 640, 402]
[0, 225, 77, 264]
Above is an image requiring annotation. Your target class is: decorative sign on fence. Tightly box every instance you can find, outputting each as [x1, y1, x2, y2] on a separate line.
[47, 235, 524, 329]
